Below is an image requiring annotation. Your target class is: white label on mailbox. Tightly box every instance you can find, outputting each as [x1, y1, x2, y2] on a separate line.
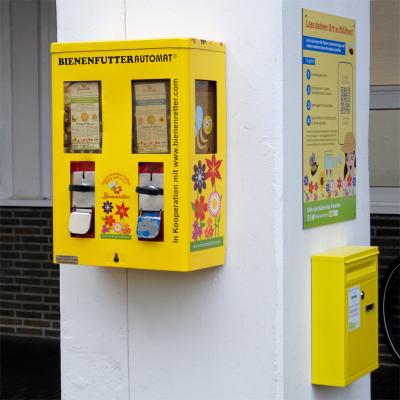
[348, 285, 361, 332]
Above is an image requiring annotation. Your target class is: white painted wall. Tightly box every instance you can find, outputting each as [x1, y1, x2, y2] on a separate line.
[57, 0, 371, 399]
[282, 1, 371, 399]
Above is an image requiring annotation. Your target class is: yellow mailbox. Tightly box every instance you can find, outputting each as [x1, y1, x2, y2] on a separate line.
[312, 246, 379, 386]
[51, 38, 226, 271]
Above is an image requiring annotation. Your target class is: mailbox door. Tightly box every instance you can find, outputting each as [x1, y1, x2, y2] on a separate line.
[346, 278, 378, 378]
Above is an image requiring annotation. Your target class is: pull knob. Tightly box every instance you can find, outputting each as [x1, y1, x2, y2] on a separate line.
[136, 185, 163, 196]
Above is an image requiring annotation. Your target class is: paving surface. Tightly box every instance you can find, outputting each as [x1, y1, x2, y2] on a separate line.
[0, 336, 60, 400]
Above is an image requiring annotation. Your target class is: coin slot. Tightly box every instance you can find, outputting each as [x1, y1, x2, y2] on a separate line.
[136, 162, 164, 241]
[69, 161, 95, 238]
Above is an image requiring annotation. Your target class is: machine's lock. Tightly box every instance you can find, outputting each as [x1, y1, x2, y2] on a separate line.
[136, 163, 164, 240]
[69, 169, 95, 236]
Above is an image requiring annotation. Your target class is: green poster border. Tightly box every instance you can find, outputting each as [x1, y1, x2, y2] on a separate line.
[303, 196, 356, 229]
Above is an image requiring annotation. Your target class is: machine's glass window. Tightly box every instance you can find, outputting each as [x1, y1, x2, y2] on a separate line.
[195, 80, 217, 154]
[132, 80, 170, 154]
[64, 81, 102, 153]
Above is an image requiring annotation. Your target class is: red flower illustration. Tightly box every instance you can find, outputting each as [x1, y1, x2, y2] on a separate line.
[346, 174, 352, 187]
[204, 218, 214, 239]
[308, 182, 314, 194]
[105, 215, 115, 227]
[115, 202, 130, 220]
[194, 195, 207, 221]
[205, 154, 222, 187]
[122, 224, 131, 234]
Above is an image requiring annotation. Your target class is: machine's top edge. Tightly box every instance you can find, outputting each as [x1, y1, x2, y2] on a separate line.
[51, 38, 225, 54]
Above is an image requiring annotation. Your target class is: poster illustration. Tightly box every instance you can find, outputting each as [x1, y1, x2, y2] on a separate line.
[303, 9, 356, 228]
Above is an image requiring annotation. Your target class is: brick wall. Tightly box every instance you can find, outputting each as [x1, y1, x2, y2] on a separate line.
[0, 207, 59, 339]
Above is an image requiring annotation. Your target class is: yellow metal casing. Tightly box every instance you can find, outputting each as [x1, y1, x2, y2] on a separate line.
[51, 38, 226, 271]
[312, 246, 379, 386]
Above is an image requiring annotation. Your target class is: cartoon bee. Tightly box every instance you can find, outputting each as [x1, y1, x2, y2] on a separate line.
[309, 152, 319, 176]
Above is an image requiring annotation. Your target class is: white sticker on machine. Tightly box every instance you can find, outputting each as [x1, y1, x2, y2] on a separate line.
[348, 285, 361, 332]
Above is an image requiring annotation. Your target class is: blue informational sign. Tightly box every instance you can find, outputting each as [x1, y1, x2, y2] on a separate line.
[303, 36, 346, 55]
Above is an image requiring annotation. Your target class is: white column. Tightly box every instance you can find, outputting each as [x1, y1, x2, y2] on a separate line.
[57, 1, 371, 399]
[124, 0, 284, 398]
[282, 1, 371, 399]
[57, 2, 129, 400]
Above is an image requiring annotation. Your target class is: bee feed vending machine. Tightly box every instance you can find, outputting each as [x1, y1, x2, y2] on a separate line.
[51, 38, 226, 271]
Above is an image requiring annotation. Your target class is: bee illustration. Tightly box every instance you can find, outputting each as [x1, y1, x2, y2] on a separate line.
[309, 152, 319, 176]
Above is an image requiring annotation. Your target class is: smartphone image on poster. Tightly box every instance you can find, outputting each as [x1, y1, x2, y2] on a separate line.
[338, 62, 353, 145]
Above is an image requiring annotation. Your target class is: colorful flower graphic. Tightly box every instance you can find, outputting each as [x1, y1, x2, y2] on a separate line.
[314, 182, 318, 192]
[314, 194, 318, 201]
[352, 176, 356, 187]
[205, 154, 222, 187]
[192, 220, 202, 240]
[304, 176, 309, 186]
[347, 174, 352, 187]
[326, 183, 331, 193]
[114, 222, 123, 233]
[192, 160, 207, 193]
[204, 218, 214, 239]
[102, 201, 113, 214]
[337, 177, 343, 190]
[190, 155, 224, 247]
[208, 192, 221, 217]
[115, 202, 130, 220]
[308, 182, 314, 194]
[194, 195, 207, 221]
[102, 225, 110, 233]
[122, 224, 131, 234]
[105, 215, 115, 227]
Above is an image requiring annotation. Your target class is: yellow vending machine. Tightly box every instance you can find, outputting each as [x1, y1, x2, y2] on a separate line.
[312, 246, 379, 386]
[51, 38, 226, 271]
